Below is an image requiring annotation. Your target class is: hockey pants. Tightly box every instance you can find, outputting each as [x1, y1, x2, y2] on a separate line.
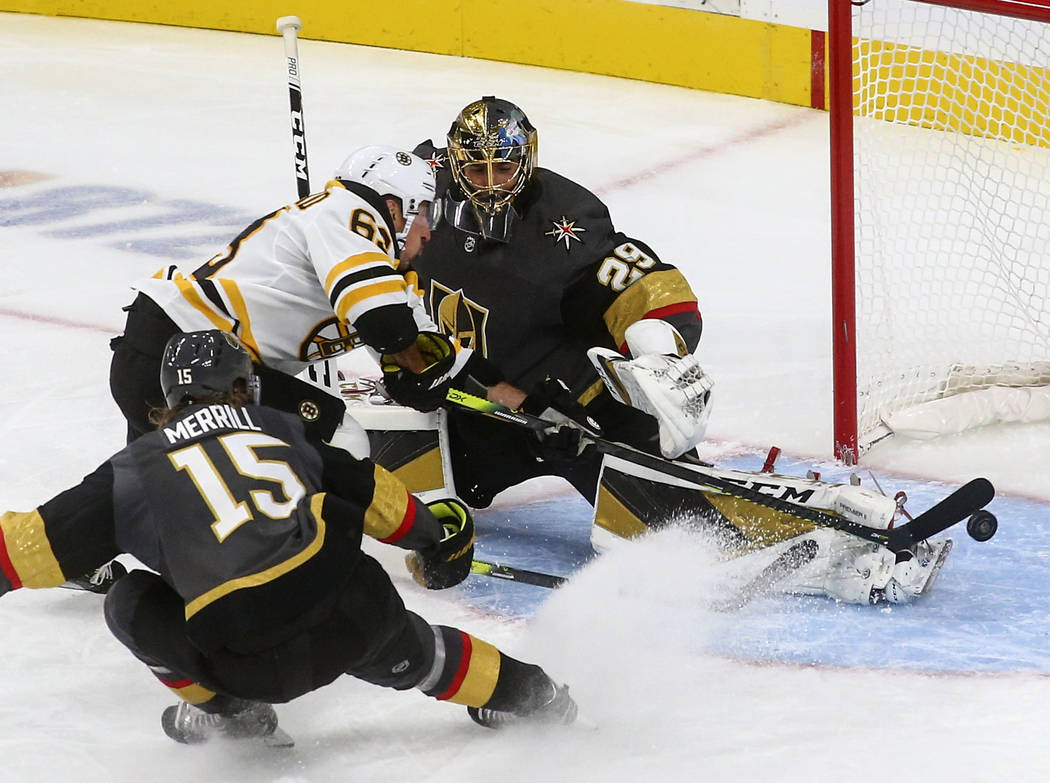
[103, 561, 554, 711]
[447, 385, 662, 508]
[104, 557, 437, 704]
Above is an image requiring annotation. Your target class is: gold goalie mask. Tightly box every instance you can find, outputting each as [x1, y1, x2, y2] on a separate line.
[445, 96, 537, 241]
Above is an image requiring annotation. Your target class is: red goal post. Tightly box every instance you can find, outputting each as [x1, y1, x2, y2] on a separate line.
[829, 0, 1050, 462]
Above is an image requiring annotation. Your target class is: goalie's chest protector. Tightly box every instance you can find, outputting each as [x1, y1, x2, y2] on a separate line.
[414, 171, 616, 387]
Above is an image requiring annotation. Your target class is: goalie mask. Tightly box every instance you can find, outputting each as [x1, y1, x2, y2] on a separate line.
[446, 97, 537, 241]
[334, 146, 437, 252]
[160, 330, 260, 407]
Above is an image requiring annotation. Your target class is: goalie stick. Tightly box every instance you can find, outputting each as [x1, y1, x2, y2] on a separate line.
[444, 388, 996, 553]
[470, 540, 819, 611]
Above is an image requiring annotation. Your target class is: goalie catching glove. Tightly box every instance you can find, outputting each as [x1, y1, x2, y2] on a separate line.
[405, 499, 475, 589]
[588, 320, 712, 458]
[380, 332, 457, 412]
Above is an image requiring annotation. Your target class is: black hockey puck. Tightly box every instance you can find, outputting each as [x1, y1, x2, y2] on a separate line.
[966, 510, 998, 542]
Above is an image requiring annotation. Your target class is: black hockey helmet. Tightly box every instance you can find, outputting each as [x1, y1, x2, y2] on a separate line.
[160, 330, 259, 407]
[446, 96, 537, 217]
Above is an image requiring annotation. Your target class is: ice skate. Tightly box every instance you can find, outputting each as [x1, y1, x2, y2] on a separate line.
[61, 560, 127, 594]
[468, 682, 578, 729]
[875, 539, 954, 604]
[161, 699, 293, 747]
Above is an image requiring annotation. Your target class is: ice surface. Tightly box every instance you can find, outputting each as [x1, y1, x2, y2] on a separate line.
[3, 13, 1049, 782]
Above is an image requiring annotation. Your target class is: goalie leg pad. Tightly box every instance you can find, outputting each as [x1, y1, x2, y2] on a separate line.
[327, 412, 371, 459]
[775, 529, 896, 604]
[592, 453, 899, 542]
[623, 319, 690, 358]
[345, 401, 458, 502]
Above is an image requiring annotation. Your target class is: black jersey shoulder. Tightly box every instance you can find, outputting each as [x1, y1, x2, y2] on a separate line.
[516, 168, 613, 227]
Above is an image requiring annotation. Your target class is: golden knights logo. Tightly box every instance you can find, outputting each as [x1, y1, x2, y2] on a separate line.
[300, 317, 363, 361]
[429, 280, 489, 355]
[545, 216, 586, 250]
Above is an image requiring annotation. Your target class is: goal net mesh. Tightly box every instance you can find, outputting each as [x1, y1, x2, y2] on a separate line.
[848, 0, 1050, 448]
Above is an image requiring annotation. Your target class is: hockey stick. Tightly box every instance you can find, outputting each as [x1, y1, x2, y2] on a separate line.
[276, 15, 342, 389]
[707, 539, 818, 612]
[276, 16, 311, 199]
[444, 388, 994, 553]
[471, 559, 568, 588]
[470, 541, 818, 612]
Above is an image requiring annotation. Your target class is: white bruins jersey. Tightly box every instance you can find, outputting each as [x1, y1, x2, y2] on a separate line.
[136, 180, 438, 376]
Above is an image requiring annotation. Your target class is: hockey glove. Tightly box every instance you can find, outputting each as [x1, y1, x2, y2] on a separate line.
[381, 332, 457, 412]
[521, 377, 602, 460]
[589, 321, 712, 458]
[405, 499, 475, 590]
[450, 351, 505, 398]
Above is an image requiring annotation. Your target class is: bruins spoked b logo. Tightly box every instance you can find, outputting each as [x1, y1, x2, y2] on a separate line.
[298, 399, 321, 422]
[300, 317, 362, 362]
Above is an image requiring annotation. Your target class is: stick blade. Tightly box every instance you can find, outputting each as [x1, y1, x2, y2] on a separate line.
[890, 477, 995, 549]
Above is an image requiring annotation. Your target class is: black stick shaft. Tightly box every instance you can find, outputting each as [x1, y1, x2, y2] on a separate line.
[471, 559, 568, 588]
[444, 388, 990, 553]
[445, 388, 892, 546]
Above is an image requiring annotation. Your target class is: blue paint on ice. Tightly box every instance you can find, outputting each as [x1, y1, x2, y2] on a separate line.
[459, 452, 1050, 674]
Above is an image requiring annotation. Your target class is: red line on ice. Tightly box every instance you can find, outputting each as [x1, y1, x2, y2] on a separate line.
[594, 115, 812, 195]
[0, 307, 117, 335]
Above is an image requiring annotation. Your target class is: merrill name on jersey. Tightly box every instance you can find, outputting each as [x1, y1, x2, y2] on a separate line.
[163, 404, 263, 444]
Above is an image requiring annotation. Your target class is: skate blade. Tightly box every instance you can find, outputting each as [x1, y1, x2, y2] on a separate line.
[260, 727, 295, 748]
[916, 538, 953, 596]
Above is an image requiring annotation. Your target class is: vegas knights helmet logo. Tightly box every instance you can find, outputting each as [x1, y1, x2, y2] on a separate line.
[431, 281, 489, 355]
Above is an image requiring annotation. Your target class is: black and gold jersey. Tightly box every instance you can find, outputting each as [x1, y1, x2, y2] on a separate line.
[413, 141, 702, 399]
[0, 404, 441, 652]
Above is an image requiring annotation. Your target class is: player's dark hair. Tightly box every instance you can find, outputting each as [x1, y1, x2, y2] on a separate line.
[148, 381, 254, 428]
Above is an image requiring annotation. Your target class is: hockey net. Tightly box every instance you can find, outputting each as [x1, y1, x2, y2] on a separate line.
[829, 0, 1050, 460]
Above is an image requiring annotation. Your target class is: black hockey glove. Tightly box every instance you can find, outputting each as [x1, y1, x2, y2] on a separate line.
[450, 351, 505, 398]
[405, 499, 475, 590]
[521, 377, 602, 460]
[380, 332, 456, 412]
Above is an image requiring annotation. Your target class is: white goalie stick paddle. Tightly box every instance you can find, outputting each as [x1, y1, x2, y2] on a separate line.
[443, 388, 995, 554]
[276, 15, 311, 198]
